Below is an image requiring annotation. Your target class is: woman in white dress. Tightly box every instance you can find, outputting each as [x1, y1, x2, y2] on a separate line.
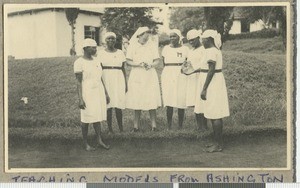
[74, 38, 110, 151]
[182, 29, 208, 130]
[126, 27, 161, 132]
[99, 32, 127, 133]
[161, 29, 189, 129]
[194, 30, 230, 152]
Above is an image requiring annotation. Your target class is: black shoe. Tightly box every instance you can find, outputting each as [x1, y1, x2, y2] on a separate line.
[151, 127, 158, 132]
[132, 128, 139, 132]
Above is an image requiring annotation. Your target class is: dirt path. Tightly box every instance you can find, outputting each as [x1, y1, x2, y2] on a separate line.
[9, 132, 286, 168]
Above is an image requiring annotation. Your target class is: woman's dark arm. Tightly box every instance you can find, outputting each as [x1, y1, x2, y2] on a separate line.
[162, 57, 165, 66]
[201, 60, 216, 100]
[122, 61, 128, 92]
[75, 73, 85, 109]
[101, 77, 110, 104]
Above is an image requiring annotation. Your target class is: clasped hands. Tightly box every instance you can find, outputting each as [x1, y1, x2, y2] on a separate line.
[139, 62, 153, 70]
[181, 60, 194, 75]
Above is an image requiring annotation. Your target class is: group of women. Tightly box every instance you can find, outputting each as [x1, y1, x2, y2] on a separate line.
[74, 26, 229, 153]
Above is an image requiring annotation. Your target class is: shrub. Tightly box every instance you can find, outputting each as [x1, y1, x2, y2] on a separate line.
[158, 32, 170, 46]
[227, 28, 280, 40]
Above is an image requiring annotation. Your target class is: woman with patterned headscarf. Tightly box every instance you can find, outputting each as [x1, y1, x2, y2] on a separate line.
[161, 29, 189, 130]
[126, 27, 162, 132]
[98, 32, 127, 133]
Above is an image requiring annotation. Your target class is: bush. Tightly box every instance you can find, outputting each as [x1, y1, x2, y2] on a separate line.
[227, 28, 280, 40]
[158, 32, 170, 46]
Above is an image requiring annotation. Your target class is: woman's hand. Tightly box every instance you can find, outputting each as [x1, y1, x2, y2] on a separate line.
[79, 99, 86, 109]
[144, 63, 152, 70]
[201, 89, 207, 100]
[139, 62, 145, 68]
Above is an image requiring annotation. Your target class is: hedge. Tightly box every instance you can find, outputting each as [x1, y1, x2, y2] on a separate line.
[227, 28, 280, 40]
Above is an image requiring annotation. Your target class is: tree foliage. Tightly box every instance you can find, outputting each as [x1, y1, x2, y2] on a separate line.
[169, 7, 205, 36]
[240, 6, 286, 47]
[169, 7, 233, 42]
[204, 7, 234, 41]
[101, 8, 157, 49]
[101, 7, 156, 48]
[65, 8, 79, 56]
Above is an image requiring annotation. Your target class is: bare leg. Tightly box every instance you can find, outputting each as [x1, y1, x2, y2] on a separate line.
[196, 113, 208, 131]
[115, 108, 123, 132]
[93, 122, 109, 150]
[81, 123, 95, 151]
[107, 108, 113, 133]
[195, 113, 201, 130]
[133, 110, 141, 130]
[149, 109, 157, 131]
[167, 106, 173, 129]
[178, 108, 185, 128]
[205, 119, 223, 152]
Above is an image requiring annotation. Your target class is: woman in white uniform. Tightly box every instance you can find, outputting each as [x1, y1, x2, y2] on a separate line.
[194, 30, 230, 152]
[161, 29, 189, 129]
[182, 29, 208, 130]
[126, 27, 161, 132]
[99, 32, 127, 133]
[74, 38, 110, 151]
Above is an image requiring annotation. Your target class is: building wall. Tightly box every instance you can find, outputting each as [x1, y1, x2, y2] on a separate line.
[7, 11, 57, 59]
[74, 13, 102, 56]
[55, 10, 72, 57]
[250, 19, 265, 32]
[7, 10, 102, 59]
[229, 20, 241, 34]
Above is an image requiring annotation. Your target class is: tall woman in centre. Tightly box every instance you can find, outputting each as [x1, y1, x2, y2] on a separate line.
[161, 29, 189, 129]
[126, 27, 161, 132]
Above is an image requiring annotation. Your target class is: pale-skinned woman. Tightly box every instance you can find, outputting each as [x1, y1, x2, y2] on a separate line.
[126, 27, 161, 132]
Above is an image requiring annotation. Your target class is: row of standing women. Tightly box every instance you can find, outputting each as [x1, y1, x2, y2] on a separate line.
[74, 27, 230, 153]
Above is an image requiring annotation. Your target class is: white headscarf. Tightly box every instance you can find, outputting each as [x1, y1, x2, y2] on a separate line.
[169, 29, 183, 41]
[82, 38, 97, 48]
[104, 32, 116, 40]
[129, 27, 150, 45]
[201, 29, 222, 50]
[187, 29, 202, 40]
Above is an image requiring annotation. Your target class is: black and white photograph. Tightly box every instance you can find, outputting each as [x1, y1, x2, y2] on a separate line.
[2, 1, 294, 180]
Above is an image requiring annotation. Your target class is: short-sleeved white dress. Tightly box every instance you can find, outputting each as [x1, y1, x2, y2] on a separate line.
[98, 49, 126, 109]
[194, 47, 230, 119]
[186, 46, 205, 107]
[161, 45, 189, 108]
[126, 42, 162, 110]
[74, 57, 107, 123]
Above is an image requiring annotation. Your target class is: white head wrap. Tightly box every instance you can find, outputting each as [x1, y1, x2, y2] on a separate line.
[129, 27, 150, 45]
[169, 29, 183, 41]
[201, 29, 222, 49]
[82, 38, 97, 48]
[187, 29, 202, 40]
[104, 32, 116, 39]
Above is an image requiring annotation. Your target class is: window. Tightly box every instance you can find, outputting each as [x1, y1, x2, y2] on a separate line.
[84, 26, 100, 45]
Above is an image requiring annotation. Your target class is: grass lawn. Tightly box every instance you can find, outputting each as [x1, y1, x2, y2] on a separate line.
[9, 130, 286, 168]
[7, 37, 287, 139]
